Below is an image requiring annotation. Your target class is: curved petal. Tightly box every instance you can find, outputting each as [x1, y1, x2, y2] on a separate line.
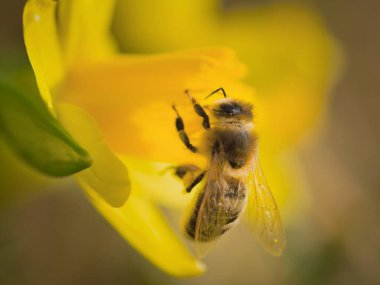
[23, 0, 64, 111]
[57, 103, 130, 207]
[58, 0, 118, 67]
[60, 48, 253, 163]
[82, 180, 205, 277]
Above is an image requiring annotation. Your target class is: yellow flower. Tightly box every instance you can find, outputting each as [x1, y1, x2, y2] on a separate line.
[113, 0, 342, 218]
[22, 0, 257, 276]
[21, 0, 340, 277]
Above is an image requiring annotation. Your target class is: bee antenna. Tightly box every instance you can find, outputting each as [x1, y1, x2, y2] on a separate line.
[205, 87, 227, 100]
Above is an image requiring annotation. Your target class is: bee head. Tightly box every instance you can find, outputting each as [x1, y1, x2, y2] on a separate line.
[209, 98, 253, 125]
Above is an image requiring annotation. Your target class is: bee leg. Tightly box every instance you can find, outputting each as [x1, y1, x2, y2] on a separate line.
[173, 164, 206, 193]
[186, 171, 206, 193]
[185, 90, 210, 130]
[172, 105, 197, 153]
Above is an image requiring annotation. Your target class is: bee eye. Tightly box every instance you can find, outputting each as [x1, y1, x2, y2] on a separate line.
[214, 103, 242, 116]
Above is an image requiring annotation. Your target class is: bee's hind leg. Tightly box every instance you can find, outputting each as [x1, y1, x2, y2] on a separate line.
[186, 171, 206, 193]
[174, 164, 206, 193]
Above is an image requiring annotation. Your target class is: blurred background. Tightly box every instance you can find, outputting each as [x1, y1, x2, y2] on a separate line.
[0, 0, 379, 284]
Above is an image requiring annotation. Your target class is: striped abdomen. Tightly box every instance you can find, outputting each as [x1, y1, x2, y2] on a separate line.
[185, 175, 247, 242]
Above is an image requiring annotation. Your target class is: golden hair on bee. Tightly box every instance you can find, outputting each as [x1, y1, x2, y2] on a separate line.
[171, 88, 285, 257]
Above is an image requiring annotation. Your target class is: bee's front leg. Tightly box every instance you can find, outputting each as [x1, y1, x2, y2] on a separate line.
[174, 164, 206, 193]
[185, 90, 210, 130]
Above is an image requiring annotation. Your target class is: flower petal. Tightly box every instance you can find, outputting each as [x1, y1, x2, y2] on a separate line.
[23, 0, 64, 111]
[114, 1, 341, 148]
[58, 0, 118, 67]
[121, 156, 194, 209]
[222, 4, 342, 149]
[113, 0, 219, 52]
[60, 48, 253, 163]
[57, 103, 130, 207]
[0, 80, 91, 177]
[82, 180, 205, 277]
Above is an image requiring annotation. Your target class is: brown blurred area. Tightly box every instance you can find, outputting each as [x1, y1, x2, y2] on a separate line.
[0, 0, 379, 284]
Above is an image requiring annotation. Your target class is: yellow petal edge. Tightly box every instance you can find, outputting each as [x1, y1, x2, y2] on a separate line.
[58, 0, 118, 67]
[57, 103, 130, 207]
[82, 179, 206, 277]
[23, 0, 64, 111]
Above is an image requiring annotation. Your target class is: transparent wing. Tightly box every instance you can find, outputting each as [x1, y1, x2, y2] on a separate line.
[194, 151, 229, 258]
[246, 157, 286, 256]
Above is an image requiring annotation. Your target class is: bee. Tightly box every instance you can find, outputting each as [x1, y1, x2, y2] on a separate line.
[171, 88, 286, 257]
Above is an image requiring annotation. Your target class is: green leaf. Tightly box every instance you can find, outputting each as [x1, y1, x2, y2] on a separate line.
[0, 80, 92, 177]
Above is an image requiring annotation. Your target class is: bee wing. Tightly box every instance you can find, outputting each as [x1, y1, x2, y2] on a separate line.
[246, 157, 286, 256]
[194, 151, 228, 258]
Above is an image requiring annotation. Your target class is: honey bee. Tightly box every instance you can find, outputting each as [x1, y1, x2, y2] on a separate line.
[171, 88, 286, 257]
